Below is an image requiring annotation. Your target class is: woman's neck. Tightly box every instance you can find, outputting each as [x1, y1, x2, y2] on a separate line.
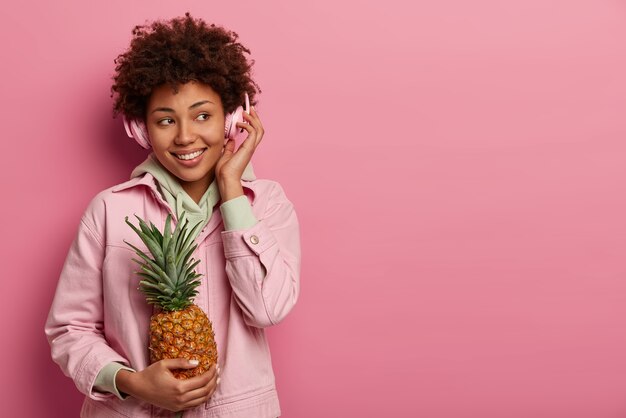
[180, 174, 214, 204]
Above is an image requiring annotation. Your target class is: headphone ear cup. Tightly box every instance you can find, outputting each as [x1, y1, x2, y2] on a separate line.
[224, 105, 244, 142]
[122, 116, 151, 149]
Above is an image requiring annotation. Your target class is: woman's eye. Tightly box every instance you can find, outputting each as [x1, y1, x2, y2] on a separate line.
[157, 118, 174, 126]
[196, 113, 210, 121]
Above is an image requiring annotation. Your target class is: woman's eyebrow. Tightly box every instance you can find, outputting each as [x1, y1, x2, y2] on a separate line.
[189, 100, 214, 109]
[151, 107, 174, 114]
[150, 100, 214, 114]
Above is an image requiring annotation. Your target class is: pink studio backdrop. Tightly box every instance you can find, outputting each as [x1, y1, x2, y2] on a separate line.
[1, 0, 625, 416]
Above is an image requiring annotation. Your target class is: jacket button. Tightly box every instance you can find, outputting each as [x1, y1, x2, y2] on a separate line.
[250, 235, 259, 245]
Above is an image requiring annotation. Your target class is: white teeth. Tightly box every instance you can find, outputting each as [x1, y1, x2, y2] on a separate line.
[175, 150, 204, 160]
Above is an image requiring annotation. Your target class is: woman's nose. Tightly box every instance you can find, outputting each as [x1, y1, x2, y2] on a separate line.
[175, 121, 196, 145]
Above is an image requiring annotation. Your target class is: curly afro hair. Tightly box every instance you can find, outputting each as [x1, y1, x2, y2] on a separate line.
[111, 13, 260, 119]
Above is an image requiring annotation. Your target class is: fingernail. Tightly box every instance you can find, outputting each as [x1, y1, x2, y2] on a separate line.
[217, 377, 221, 385]
[189, 359, 199, 366]
[217, 365, 221, 374]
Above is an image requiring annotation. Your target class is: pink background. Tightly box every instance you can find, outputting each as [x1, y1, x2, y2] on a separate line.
[2, 0, 626, 416]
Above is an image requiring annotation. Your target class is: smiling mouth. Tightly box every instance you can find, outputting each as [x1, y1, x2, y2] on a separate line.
[173, 149, 206, 160]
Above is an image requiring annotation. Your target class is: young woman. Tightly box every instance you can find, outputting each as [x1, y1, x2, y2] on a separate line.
[46, 14, 300, 418]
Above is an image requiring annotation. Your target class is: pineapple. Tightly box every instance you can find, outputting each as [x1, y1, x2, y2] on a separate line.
[125, 213, 217, 379]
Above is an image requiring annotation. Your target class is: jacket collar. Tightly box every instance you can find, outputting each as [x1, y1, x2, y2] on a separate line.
[111, 173, 258, 204]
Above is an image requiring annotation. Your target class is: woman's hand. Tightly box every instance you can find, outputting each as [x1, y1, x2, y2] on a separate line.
[116, 359, 219, 412]
[216, 107, 264, 202]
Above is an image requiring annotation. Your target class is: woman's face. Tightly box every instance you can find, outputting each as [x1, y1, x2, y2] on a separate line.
[146, 81, 225, 198]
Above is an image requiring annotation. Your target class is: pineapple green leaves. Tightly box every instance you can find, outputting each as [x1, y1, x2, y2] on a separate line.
[124, 213, 203, 311]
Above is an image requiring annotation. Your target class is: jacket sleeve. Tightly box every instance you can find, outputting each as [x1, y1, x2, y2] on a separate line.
[220, 182, 301, 328]
[45, 204, 130, 400]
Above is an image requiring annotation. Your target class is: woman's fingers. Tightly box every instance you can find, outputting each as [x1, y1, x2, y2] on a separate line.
[181, 370, 219, 405]
[217, 106, 264, 186]
[178, 365, 220, 408]
[237, 107, 264, 148]
[179, 364, 217, 392]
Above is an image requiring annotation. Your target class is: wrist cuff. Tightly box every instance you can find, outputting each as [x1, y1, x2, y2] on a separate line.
[93, 362, 136, 400]
[220, 195, 258, 231]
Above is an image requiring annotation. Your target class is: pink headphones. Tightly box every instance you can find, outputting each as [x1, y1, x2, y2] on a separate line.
[123, 93, 251, 149]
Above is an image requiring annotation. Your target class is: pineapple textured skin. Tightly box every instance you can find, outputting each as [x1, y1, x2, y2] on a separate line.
[150, 304, 217, 379]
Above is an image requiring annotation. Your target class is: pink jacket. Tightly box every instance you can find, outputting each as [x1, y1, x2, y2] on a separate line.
[45, 174, 300, 418]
